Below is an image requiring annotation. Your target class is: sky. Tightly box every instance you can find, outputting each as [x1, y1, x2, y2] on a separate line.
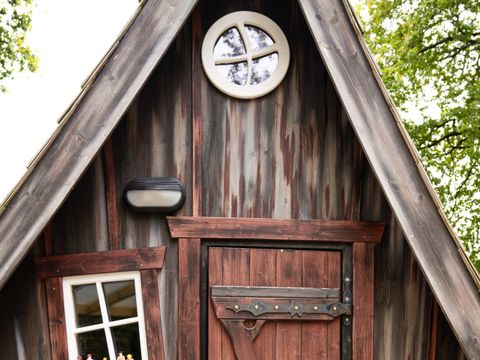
[0, 0, 138, 203]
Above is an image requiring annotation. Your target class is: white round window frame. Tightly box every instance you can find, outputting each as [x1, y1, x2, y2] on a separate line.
[202, 11, 290, 99]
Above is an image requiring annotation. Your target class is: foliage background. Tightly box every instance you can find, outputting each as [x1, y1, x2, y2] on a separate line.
[0, 0, 37, 92]
[356, 0, 480, 272]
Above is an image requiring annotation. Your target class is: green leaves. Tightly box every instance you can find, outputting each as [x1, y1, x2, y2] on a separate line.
[0, 0, 37, 91]
[358, 0, 480, 273]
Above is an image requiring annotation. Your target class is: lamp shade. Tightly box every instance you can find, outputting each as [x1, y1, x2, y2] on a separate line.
[123, 177, 186, 212]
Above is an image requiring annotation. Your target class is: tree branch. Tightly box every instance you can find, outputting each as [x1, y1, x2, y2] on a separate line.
[418, 131, 463, 150]
[419, 31, 480, 54]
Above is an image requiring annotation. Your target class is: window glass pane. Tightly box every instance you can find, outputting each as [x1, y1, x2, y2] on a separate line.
[73, 284, 102, 327]
[77, 329, 109, 360]
[245, 25, 274, 51]
[112, 323, 142, 360]
[214, 27, 246, 58]
[102, 280, 138, 321]
[215, 62, 248, 86]
[251, 53, 279, 85]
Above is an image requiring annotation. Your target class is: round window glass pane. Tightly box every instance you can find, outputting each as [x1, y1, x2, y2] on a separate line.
[245, 25, 274, 51]
[251, 53, 278, 85]
[202, 11, 290, 99]
[213, 27, 246, 58]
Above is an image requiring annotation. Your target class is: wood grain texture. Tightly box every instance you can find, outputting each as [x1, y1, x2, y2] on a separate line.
[0, 0, 198, 290]
[208, 248, 224, 360]
[197, 0, 364, 221]
[45, 277, 68, 360]
[102, 137, 120, 250]
[43, 223, 53, 256]
[302, 250, 340, 358]
[211, 285, 340, 298]
[250, 248, 276, 360]
[141, 269, 165, 360]
[168, 216, 384, 242]
[298, 0, 480, 357]
[435, 305, 468, 360]
[220, 319, 265, 360]
[373, 213, 435, 359]
[0, 243, 52, 359]
[34, 246, 166, 279]
[178, 238, 201, 360]
[222, 247, 250, 360]
[429, 301, 439, 360]
[192, 4, 203, 218]
[353, 242, 374, 360]
[50, 156, 109, 255]
[208, 247, 342, 359]
[110, 21, 193, 359]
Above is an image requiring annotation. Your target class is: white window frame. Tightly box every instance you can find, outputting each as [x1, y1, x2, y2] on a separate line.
[63, 271, 148, 360]
[202, 11, 290, 99]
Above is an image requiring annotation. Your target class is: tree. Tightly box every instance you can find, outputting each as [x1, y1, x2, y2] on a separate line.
[356, 0, 480, 272]
[0, 0, 37, 91]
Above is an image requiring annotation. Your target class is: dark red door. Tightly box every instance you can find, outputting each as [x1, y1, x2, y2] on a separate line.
[208, 247, 347, 359]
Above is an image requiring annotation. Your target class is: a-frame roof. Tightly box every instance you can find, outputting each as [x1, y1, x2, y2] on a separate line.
[0, 0, 479, 357]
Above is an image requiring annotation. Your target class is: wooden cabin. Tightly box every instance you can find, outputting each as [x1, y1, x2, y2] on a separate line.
[1, 0, 479, 359]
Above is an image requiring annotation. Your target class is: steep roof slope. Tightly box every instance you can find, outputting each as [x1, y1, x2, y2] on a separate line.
[0, 0, 479, 357]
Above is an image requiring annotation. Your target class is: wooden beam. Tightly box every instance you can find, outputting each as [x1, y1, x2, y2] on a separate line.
[141, 269, 165, 360]
[167, 216, 384, 243]
[0, 0, 199, 290]
[102, 137, 120, 250]
[211, 285, 340, 298]
[352, 242, 374, 360]
[45, 277, 68, 360]
[178, 238, 201, 360]
[34, 246, 165, 279]
[298, 0, 480, 357]
[191, 5, 203, 218]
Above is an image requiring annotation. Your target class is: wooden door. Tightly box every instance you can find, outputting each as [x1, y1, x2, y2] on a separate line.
[207, 246, 348, 359]
[168, 216, 381, 360]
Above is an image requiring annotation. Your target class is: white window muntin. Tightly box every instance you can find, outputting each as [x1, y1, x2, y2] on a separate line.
[63, 271, 148, 360]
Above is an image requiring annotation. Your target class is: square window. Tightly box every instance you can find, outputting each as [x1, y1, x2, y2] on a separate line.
[63, 272, 147, 360]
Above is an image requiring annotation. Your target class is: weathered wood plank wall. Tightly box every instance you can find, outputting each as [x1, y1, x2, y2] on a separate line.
[0, 241, 52, 359]
[199, 0, 362, 220]
[109, 22, 192, 359]
[0, 0, 466, 358]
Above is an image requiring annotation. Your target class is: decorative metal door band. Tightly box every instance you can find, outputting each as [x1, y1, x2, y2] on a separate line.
[210, 285, 353, 325]
[227, 299, 351, 318]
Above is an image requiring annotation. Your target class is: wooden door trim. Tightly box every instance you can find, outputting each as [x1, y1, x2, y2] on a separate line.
[171, 218, 380, 360]
[167, 216, 385, 243]
[178, 238, 201, 360]
[352, 242, 375, 360]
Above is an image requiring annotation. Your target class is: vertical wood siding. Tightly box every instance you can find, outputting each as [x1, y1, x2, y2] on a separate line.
[0, 242, 52, 359]
[109, 23, 193, 360]
[0, 0, 465, 358]
[198, 0, 361, 220]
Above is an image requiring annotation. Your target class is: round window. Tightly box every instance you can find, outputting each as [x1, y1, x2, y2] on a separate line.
[202, 11, 290, 99]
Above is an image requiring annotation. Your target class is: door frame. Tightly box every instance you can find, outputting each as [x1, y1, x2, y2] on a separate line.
[167, 216, 384, 360]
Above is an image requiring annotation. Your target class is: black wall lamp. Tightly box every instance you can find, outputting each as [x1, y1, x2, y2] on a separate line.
[123, 177, 186, 213]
